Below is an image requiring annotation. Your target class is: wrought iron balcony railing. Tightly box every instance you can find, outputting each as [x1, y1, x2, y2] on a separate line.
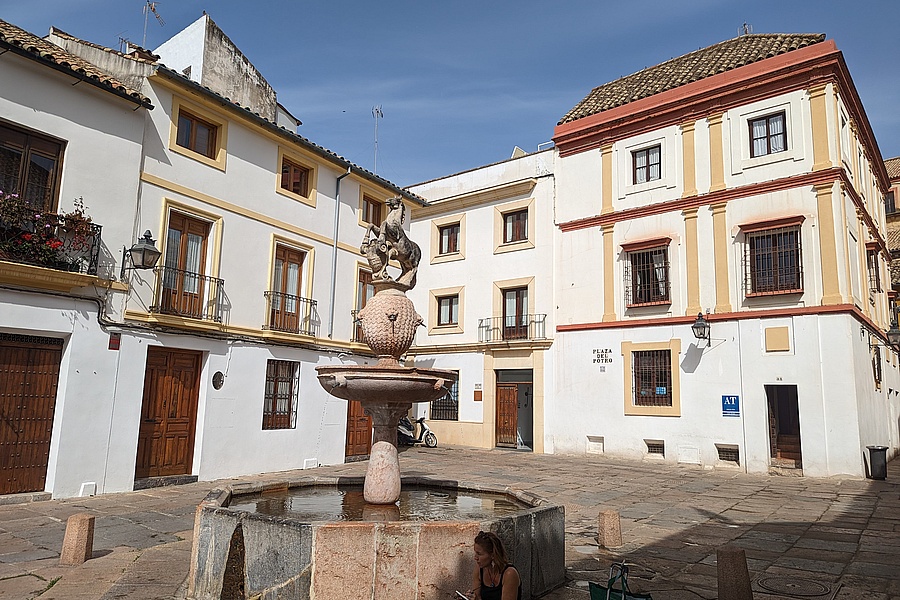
[351, 309, 365, 343]
[0, 216, 102, 275]
[478, 314, 547, 343]
[263, 291, 317, 336]
[150, 266, 224, 322]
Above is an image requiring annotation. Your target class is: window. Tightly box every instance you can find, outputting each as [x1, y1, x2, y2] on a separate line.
[645, 440, 665, 455]
[362, 196, 382, 225]
[262, 359, 299, 429]
[716, 444, 740, 464]
[625, 245, 669, 306]
[502, 286, 528, 340]
[632, 145, 661, 184]
[280, 157, 310, 197]
[354, 269, 374, 342]
[749, 112, 786, 158]
[872, 346, 882, 387]
[0, 122, 64, 213]
[886, 191, 896, 215]
[633, 349, 672, 407]
[437, 294, 459, 326]
[503, 209, 527, 244]
[439, 223, 460, 255]
[268, 245, 313, 335]
[867, 248, 881, 293]
[430, 371, 459, 421]
[176, 110, 218, 159]
[745, 225, 802, 295]
[160, 212, 213, 319]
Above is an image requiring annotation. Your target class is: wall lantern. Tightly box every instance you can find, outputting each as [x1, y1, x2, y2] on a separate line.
[120, 230, 162, 279]
[692, 312, 710, 345]
[863, 323, 900, 351]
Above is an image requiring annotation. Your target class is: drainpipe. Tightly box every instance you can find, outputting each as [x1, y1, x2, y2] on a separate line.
[328, 167, 352, 338]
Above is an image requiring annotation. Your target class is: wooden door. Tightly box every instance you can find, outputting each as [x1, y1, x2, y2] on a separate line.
[496, 383, 518, 448]
[270, 245, 305, 332]
[135, 347, 202, 479]
[0, 335, 62, 495]
[345, 400, 372, 458]
[503, 287, 528, 340]
[162, 213, 209, 318]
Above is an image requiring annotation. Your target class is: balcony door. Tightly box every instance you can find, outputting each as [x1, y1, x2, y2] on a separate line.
[503, 287, 528, 340]
[162, 213, 209, 318]
[355, 269, 375, 342]
[270, 245, 305, 332]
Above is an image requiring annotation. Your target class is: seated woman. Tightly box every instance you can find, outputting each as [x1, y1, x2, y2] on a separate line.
[467, 531, 521, 600]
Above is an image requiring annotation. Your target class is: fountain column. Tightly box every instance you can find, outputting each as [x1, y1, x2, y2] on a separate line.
[362, 402, 411, 504]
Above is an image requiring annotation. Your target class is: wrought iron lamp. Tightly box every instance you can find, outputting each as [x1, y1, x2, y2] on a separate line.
[862, 323, 900, 350]
[691, 312, 710, 345]
[120, 230, 162, 279]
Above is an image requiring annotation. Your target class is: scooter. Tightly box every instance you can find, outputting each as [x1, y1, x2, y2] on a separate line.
[397, 415, 438, 448]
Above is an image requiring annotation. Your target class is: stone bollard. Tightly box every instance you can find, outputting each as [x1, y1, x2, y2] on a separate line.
[716, 545, 753, 600]
[597, 510, 623, 548]
[60, 513, 95, 566]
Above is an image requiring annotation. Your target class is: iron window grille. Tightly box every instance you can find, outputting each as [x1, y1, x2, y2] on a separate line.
[716, 444, 740, 464]
[749, 111, 786, 158]
[430, 371, 459, 421]
[645, 440, 665, 455]
[744, 226, 802, 295]
[262, 359, 300, 430]
[867, 249, 881, 293]
[872, 346, 882, 386]
[438, 223, 460, 254]
[632, 349, 672, 407]
[632, 145, 661, 184]
[503, 209, 527, 243]
[624, 246, 670, 306]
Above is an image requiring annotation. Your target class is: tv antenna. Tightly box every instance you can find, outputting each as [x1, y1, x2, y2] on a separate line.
[142, 1, 165, 48]
[372, 105, 383, 174]
[739, 22, 752, 36]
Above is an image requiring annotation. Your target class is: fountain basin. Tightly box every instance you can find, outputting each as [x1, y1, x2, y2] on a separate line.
[187, 476, 565, 600]
[315, 365, 454, 404]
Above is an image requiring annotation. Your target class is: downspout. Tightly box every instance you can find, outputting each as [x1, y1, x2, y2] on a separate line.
[328, 167, 352, 338]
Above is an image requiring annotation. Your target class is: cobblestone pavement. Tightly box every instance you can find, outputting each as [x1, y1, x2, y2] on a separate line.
[1, 448, 898, 599]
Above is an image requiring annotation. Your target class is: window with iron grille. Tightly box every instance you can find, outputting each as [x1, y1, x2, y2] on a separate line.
[645, 440, 665, 455]
[632, 350, 672, 407]
[439, 223, 460, 254]
[503, 209, 527, 243]
[867, 249, 881, 293]
[749, 111, 786, 158]
[632, 145, 661, 184]
[430, 371, 459, 421]
[745, 226, 802, 295]
[716, 444, 740, 464]
[262, 359, 299, 430]
[624, 246, 670, 306]
[872, 346, 882, 386]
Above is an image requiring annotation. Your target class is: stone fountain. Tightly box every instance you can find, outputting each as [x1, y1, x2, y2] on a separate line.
[316, 196, 454, 504]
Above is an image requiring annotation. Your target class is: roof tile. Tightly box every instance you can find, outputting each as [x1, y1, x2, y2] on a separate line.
[885, 157, 900, 181]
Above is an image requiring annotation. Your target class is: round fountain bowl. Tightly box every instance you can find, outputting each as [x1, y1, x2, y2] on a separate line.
[187, 477, 565, 600]
[315, 365, 455, 404]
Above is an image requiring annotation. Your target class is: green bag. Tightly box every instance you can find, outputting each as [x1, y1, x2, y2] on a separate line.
[589, 563, 653, 600]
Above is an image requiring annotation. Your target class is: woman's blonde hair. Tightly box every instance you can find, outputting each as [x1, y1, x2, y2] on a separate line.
[475, 531, 508, 569]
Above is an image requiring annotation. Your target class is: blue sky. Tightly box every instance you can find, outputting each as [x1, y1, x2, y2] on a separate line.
[3, 1, 899, 187]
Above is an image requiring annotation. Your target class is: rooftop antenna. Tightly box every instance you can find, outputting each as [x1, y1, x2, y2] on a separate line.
[372, 105, 383, 174]
[117, 34, 130, 53]
[142, 1, 165, 48]
[739, 22, 752, 36]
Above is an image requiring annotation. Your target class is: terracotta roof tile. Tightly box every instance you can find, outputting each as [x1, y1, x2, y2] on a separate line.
[885, 157, 900, 181]
[559, 33, 825, 125]
[0, 19, 151, 107]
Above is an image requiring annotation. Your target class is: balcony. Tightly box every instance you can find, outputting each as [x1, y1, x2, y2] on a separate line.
[264, 291, 317, 336]
[0, 215, 102, 275]
[150, 266, 224, 322]
[351, 309, 364, 343]
[478, 314, 547, 343]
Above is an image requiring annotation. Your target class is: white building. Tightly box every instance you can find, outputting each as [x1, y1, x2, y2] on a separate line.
[409, 33, 900, 477]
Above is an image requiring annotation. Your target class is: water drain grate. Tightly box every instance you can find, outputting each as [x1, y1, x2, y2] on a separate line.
[753, 575, 838, 599]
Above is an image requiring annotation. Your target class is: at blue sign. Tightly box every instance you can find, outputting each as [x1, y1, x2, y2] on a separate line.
[722, 395, 740, 417]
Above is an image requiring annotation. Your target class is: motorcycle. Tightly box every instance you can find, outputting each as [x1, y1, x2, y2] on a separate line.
[397, 415, 438, 448]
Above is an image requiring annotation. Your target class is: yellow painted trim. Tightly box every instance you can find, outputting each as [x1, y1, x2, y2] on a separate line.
[492, 276, 535, 321]
[708, 113, 726, 193]
[430, 212, 466, 265]
[814, 182, 844, 305]
[711, 203, 731, 313]
[680, 121, 698, 198]
[602, 224, 616, 321]
[428, 285, 465, 335]
[275, 147, 318, 208]
[168, 96, 228, 171]
[493, 197, 535, 254]
[141, 171, 359, 255]
[809, 84, 832, 172]
[601, 144, 614, 214]
[621, 338, 681, 417]
[532, 348, 545, 453]
[0, 261, 103, 292]
[411, 179, 536, 219]
[764, 326, 791, 352]
[682, 208, 701, 316]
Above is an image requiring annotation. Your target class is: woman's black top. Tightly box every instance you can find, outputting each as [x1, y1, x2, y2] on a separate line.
[479, 564, 521, 600]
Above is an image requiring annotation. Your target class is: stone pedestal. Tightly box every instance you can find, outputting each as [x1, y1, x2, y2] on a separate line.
[363, 402, 412, 504]
[598, 510, 622, 548]
[60, 513, 94, 565]
[717, 545, 753, 600]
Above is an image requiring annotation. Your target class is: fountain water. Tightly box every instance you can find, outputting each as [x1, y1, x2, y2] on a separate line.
[186, 197, 565, 599]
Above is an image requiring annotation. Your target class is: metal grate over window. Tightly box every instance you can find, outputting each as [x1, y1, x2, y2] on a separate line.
[430, 372, 459, 421]
[716, 445, 740, 464]
[744, 226, 802, 295]
[262, 359, 299, 430]
[632, 350, 672, 407]
[624, 246, 670, 306]
[645, 440, 665, 455]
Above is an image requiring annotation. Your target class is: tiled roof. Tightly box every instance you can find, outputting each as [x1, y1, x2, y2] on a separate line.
[559, 33, 826, 125]
[885, 157, 900, 181]
[0, 19, 151, 107]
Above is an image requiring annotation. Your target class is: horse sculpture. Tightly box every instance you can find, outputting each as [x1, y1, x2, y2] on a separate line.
[361, 196, 421, 291]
